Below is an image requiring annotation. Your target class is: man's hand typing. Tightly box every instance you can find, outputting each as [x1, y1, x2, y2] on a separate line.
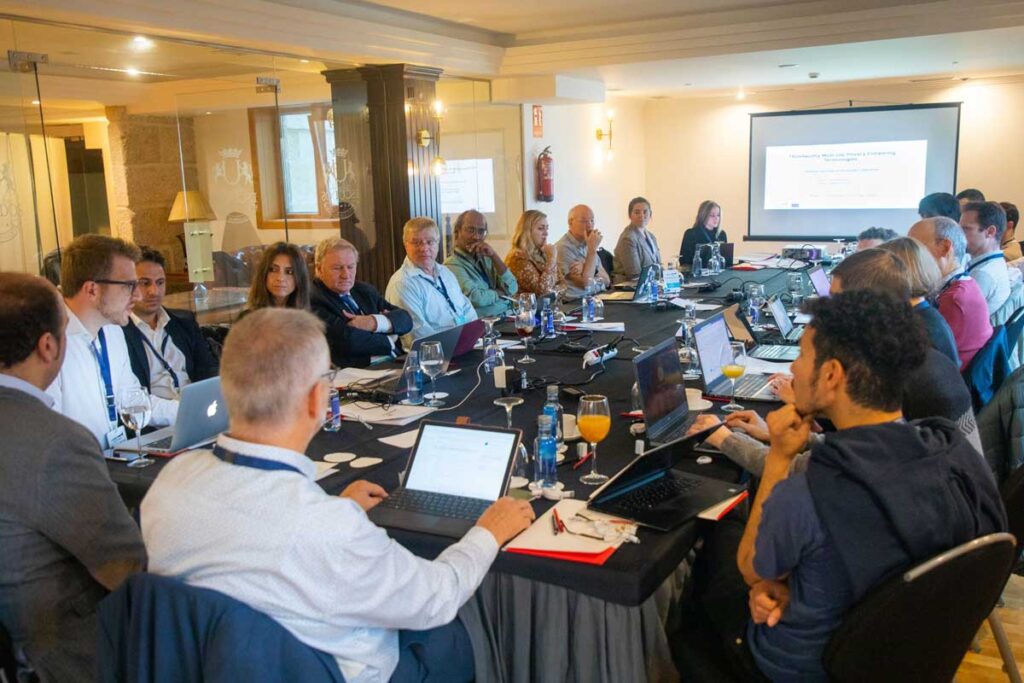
[341, 480, 389, 511]
[476, 497, 535, 545]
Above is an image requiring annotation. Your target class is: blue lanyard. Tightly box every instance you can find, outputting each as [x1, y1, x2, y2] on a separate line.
[90, 329, 117, 425]
[418, 273, 458, 316]
[212, 444, 304, 475]
[966, 253, 1003, 273]
[915, 300, 932, 310]
[139, 329, 180, 390]
[939, 270, 969, 296]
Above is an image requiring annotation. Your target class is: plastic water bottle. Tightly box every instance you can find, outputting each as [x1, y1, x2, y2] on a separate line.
[535, 414, 558, 489]
[664, 259, 682, 295]
[484, 338, 499, 374]
[593, 296, 604, 321]
[710, 243, 723, 275]
[544, 385, 564, 446]
[581, 281, 595, 323]
[649, 277, 661, 308]
[324, 387, 341, 431]
[542, 298, 555, 337]
[404, 350, 424, 405]
[692, 248, 704, 279]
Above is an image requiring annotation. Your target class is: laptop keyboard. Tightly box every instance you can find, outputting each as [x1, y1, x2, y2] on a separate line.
[616, 475, 702, 512]
[787, 326, 805, 341]
[754, 345, 798, 360]
[379, 489, 490, 520]
[146, 435, 174, 451]
[733, 374, 771, 395]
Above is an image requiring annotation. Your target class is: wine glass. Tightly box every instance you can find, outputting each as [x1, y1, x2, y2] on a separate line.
[515, 307, 536, 364]
[552, 285, 568, 332]
[679, 300, 701, 379]
[721, 341, 748, 413]
[517, 292, 537, 319]
[494, 396, 524, 429]
[419, 341, 446, 407]
[787, 273, 804, 313]
[481, 315, 500, 343]
[578, 395, 611, 485]
[118, 386, 154, 469]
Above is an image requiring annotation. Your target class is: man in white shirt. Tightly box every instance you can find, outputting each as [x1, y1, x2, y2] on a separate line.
[961, 201, 1012, 314]
[46, 235, 178, 450]
[385, 217, 477, 347]
[123, 247, 219, 400]
[141, 308, 534, 682]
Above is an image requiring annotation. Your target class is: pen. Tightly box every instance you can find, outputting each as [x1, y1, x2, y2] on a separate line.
[573, 450, 593, 470]
[550, 512, 560, 535]
[552, 508, 566, 533]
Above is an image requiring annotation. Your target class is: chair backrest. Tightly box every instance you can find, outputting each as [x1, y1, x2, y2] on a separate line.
[596, 247, 614, 276]
[823, 533, 1017, 683]
[1002, 466, 1024, 560]
[1005, 305, 1024, 371]
[977, 365, 1024, 483]
[964, 325, 1012, 411]
[0, 622, 17, 683]
[97, 573, 344, 683]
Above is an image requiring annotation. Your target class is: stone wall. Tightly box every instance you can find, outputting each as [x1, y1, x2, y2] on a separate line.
[105, 106, 198, 272]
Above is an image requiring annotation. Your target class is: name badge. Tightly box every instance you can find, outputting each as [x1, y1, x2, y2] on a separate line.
[106, 425, 127, 449]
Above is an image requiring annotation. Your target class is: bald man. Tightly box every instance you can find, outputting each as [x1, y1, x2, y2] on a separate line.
[555, 204, 611, 299]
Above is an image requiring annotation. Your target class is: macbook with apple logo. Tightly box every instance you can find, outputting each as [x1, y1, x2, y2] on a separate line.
[114, 377, 229, 456]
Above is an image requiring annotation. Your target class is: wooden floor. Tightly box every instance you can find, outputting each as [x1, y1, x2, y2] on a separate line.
[958, 574, 1024, 682]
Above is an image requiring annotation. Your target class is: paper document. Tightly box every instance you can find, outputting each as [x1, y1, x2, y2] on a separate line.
[334, 367, 398, 388]
[339, 402, 434, 426]
[669, 298, 719, 312]
[378, 429, 419, 449]
[315, 462, 337, 481]
[562, 322, 626, 332]
[504, 499, 637, 566]
[472, 338, 519, 350]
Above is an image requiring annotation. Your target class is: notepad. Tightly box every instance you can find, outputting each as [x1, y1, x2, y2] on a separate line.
[504, 500, 634, 566]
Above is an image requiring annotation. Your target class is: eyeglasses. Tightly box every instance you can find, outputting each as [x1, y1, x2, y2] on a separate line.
[94, 279, 139, 293]
[462, 226, 488, 237]
[407, 239, 438, 248]
[321, 368, 339, 385]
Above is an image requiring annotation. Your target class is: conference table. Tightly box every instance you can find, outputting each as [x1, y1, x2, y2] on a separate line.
[107, 266, 800, 683]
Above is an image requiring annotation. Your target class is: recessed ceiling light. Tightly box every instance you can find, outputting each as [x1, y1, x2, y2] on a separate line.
[300, 59, 310, 63]
[132, 36, 153, 49]
[125, 67, 141, 76]
[778, 63, 798, 68]
[31, 99, 39, 105]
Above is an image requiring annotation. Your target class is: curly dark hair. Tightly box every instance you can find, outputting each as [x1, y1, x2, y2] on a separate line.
[803, 290, 927, 411]
[0, 273, 63, 369]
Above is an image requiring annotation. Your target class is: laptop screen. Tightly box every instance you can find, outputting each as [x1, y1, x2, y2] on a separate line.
[808, 266, 831, 298]
[405, 423, 518, 501]
[768, 296, 793, 336]
[633, 338, 688, 440]
[693, 315, 733, 386]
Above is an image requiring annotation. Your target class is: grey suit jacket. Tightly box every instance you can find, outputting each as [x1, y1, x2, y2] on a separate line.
[0, 387, 145, 682]
[613, 226, 662, 283]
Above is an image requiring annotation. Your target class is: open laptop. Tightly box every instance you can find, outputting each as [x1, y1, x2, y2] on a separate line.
[368, 421, 521, 538]
[633, 337, 696, 445]
[587, 427, 746, 531]
[600, 265, 656, 302]
[114, 377, 228, 456]
[693, 313, 777, 401]
[767, 296, 805, 343]
[808, 264, 831, 298]
[722, 303, 799, 362]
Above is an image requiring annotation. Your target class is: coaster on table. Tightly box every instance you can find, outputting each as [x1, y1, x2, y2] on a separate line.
[323, 452, 356, 464]
[349, 456, 383, 469]
[424, 392, 449, 400]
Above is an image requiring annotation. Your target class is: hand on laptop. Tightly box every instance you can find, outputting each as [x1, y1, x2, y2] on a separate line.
[724, 411, 769, 442]
[768, 373, 794, 404]
[749, 579, 790, 627]
[344, 311, 378, 332]
[476, 497, 536, 545]
[341, 481, 389, 511]
[687, 414, 730, 448]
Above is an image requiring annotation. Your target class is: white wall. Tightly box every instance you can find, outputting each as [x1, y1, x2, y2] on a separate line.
[521, 97, 647, 254]
[643, 78, 1024, 258]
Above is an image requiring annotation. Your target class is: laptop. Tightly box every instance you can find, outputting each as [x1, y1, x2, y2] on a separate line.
[114, 377, 228, 455]
[693, 314, 777, 401]
[808, 264, 831, 298]
[409, 319, 485, 371]
[722, 303, 800, 362]
[633, 338, 696, 445]
[587, 427, 747, 531]
[368, 421, 521, 538]
[767, 296, 805, 343]
[600, 265, 656, 302]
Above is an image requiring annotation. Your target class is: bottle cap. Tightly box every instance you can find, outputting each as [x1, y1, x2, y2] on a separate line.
[547, 384, 559, 399]
[538, 414, 553, 427]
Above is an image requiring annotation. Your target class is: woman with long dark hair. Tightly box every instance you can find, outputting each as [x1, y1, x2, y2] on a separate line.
[243, 242, 311, 314]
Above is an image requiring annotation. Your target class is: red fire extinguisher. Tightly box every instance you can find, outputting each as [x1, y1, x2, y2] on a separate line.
[536, 146, 554, 202]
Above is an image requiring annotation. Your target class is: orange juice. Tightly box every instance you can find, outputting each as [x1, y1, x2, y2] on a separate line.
[722, 364, 746, 379]
[578, 414, 611, 443]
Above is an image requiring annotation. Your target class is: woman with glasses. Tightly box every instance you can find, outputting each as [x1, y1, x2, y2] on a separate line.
[505, 210, 558, 296]
[242, 242, 312, 316]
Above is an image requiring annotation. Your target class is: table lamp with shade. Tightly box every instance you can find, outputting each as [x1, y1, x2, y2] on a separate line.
[168, 190, 216, 301]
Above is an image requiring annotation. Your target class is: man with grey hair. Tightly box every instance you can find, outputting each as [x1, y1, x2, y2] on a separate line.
[444, 209, 518, 318]
[555, 204, 610, 299]
[386, 217, 477, 346]
[141, 308, 534, 682]
[310, 237, 412, 367]
[909, 217, 994, 369]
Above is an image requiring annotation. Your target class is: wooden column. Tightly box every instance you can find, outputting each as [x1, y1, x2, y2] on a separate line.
[323, 64, 443, 292]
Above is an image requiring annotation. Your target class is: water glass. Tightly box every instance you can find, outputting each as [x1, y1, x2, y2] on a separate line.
[419, 341, 446, 407]
[118, 386, 154, 469]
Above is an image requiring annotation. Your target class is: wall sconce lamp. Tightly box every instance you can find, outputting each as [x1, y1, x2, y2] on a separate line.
[595, 110, 614, 161]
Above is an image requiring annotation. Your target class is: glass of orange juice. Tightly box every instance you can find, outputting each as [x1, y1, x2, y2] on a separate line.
[722, 340, 747, 412]
[578, 395, 611, 485]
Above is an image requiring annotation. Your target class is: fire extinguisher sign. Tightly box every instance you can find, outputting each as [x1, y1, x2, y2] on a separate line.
[532, 105, 543, 138]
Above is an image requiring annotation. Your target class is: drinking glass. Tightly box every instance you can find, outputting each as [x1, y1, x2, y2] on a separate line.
[494, 396, 524, 429]
[419, 341, 446, 407]
[118, 386, 154, 469]
[722, 341, 748, 413]
[515, 307, 536, 364]
[745, 283, 767, 330]
[517, 292, 537, 318]
[481, 316, 499, 343]
[578, 395, 611, 485]
[679, 300, 701, 379]
[787, 273, 804, 313]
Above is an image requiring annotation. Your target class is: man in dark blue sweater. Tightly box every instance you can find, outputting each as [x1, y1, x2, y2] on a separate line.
[733, 291, 1006, 682]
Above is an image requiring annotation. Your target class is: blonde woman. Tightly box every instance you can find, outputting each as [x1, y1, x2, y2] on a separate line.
[505, 210, 558, 295]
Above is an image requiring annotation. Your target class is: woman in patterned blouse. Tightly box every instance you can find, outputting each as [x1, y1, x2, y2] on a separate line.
[505, 210, 558, 295]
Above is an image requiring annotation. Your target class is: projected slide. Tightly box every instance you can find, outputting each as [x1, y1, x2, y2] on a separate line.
[764, 140, 928, 210]
[439, 158, 496, 214]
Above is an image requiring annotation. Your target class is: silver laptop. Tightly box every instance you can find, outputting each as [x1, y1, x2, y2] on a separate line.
[767, 296, 805, 343]
[115, 377, 228, 455]
[600, 265, 656, 302]
[693, 314, 776, 401]
[722, 303, 799, 362]
[808, 265, 831, 298]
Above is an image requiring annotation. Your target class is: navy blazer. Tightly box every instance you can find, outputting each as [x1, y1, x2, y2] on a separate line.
[123, 308, 219, 392]
[97, 573, 344, 683]
[310, 278, 413, 368]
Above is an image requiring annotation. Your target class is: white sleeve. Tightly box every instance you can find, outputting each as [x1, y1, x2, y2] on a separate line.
[109, 326, 179, 427]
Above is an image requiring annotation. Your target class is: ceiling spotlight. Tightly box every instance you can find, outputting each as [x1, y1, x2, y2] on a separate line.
[736, 88, 746, 100]
[132, 36, 153, 49]
[125, 67, 141, 77]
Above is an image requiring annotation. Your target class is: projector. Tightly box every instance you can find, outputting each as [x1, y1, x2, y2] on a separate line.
[781, 244, 828, 261]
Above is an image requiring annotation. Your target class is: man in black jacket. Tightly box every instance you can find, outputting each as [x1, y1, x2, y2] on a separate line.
[310, 238, 413, 368]
[123, 247, 219, 399]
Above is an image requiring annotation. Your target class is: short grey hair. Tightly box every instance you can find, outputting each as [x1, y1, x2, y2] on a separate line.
[221, 308, 328, 426]
[402, 217, 439, 241]
[931, 216, 968, 262]
[315, 237, 357, 268]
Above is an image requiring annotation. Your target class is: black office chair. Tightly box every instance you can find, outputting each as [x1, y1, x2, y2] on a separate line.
[823, 532, 1017, 683]
[978, 366, 1024, 484]
[597, 247, 614, 277]
[984, 467, 1024, 683]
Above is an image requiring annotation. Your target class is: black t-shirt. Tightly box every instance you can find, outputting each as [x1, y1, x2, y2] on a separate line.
[679, 226, 727, 269]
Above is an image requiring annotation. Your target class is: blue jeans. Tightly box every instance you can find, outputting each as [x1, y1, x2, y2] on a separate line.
[389, 618, 474, 682]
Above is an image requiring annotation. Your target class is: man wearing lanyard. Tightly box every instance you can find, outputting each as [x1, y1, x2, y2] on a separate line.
[961, 200, 1012, 315]
[46, 235, 178, 450]
[310, 237, 412, 368]
[444, 210, 518, 318]
[123, 247, 219, 400]
[140, 309, 534, 683]
[386, 217, 478, 347]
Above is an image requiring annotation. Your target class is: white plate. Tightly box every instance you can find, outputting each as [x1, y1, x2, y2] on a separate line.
[323, 452, 356, 464]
